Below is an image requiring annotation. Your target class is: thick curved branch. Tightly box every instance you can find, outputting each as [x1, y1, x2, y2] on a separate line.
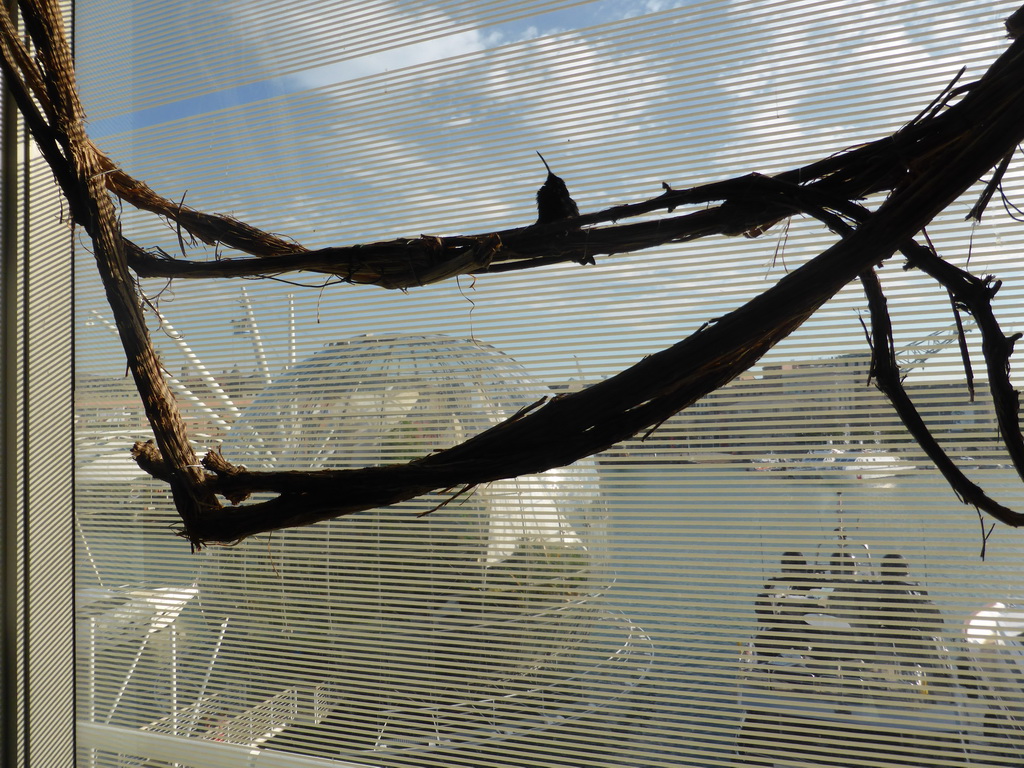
[181, 62, 1024, 541]
[175, 33, 1024, 543]
[122, 106, 985, 289]
[4, 0, 221, 537]
[24, 55, 999, 291]
[7, 0, 1024, 546]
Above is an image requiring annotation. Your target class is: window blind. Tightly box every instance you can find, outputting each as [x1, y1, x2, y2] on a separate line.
[2, 18, 76, 764]
[74, 1, 1024, 767]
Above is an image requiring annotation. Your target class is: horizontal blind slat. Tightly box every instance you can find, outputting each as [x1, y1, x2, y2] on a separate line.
[74, 2, 1024, 767]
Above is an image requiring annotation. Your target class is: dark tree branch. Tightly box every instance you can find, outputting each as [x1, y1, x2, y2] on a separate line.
[948, 287, 976, 402]
[860, 268, 1022, 525]
[122, 110, 989, 289]
[968, 148, 1015, 222]
[899, 241, 1024, 484]
[5, 0, 1024, 545]
[2, 0, 220, 541]
[189, 101, 1024, 541]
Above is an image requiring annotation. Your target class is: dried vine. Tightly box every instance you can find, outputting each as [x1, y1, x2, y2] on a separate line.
[4, 0, 1024, 545]
[4, 0, 219, 536]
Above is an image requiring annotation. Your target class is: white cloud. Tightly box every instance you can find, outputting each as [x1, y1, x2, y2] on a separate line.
[290, 28, 497, 89]
[223, 0, 498, 89]
[711, 0, 1009, 173]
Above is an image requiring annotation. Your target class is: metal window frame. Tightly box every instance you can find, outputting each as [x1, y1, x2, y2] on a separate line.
[1, 2, 76, 766]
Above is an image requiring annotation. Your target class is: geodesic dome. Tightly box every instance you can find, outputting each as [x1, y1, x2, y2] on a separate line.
[200, 335, 611, 707]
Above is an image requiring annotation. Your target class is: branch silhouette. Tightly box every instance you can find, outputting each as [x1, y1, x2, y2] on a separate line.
[4, 0, 1024, 545]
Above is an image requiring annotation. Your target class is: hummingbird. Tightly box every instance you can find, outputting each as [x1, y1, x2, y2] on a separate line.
[535, 152, 593, 264]
[535, 152, 580, 225]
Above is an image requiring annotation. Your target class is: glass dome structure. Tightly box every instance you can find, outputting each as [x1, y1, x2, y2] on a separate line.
[186, 335, 645, 763]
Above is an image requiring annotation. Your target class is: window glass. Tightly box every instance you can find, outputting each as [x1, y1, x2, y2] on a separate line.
[75, 2, 1024, 766]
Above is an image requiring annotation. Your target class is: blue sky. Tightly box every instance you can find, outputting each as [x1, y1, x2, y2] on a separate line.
[75, 0, 1022, 386]
[81, 0, 685, 137]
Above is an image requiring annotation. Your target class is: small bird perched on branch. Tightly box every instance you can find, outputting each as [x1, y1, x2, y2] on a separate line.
[535, 151, 594, 264]
[535, 152, 580, 224]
